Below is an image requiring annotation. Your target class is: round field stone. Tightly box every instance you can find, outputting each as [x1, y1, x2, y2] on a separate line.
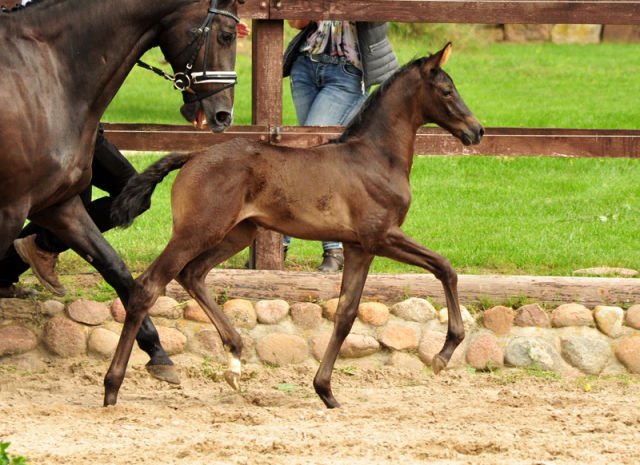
[290, 302, 323, 329]
[0, 326, 37, 357]
[156, 326, 187, 356]
[626, 305, 640, 330]
[357, 302, 389, 326]
[616, 336, 640, 373]
[593, 305, 624, 337]
[323, 299, 339, 322]
[391, 298, 437, 322]
[223, 299, 257, 329]
[551, 303, 593, 327]
[466, 334, 504, 370]
[418, 330, 464, 368]
[88, 328, 119, 359]
[482, 306, 514, 335]
[505, 337, 561, 371]
[515, 303, 550, 327]
[149, 296, 183, 319]
[256, 333, 307, 366]
[561, 337, 610, 375]
[110, 298, 126, 323]
[255, 299, 289, 324]
[184, 300, 210, 323]
[67, 299, 110, 326]
[44, 317, 86, 357]
[381, 326, 418, 351]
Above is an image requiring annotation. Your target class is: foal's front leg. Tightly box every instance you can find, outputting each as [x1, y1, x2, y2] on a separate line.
[374, 228, 464, 374]
[314, 244, 374, 409]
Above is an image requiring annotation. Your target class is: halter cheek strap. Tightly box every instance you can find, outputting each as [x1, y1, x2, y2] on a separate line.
[136, 0, 241, 102]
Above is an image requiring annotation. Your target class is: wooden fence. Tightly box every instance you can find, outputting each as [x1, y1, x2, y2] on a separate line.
[104, 0, 640, 270]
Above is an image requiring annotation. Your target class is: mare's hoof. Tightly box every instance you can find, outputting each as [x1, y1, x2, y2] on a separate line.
[146, 364, 181, 385]
[432, 355, 447, 375]
[224, 370, 240, 390]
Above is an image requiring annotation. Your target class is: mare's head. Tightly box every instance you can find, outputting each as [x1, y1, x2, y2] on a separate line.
[416, 43, 483, 146]
[158, 0, 240, 132]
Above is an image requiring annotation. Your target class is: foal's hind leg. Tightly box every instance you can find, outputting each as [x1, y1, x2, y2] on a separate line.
[28, 197, 179, 383]
[175, 220, 259, 390]
[373, 228, 464, 374]
[314, 244, 374, 409]
[104, 222, 243, 405]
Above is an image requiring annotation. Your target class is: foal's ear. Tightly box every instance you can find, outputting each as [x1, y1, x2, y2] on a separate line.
[422, 42, 452, 75]
[438, 43, 452, 67]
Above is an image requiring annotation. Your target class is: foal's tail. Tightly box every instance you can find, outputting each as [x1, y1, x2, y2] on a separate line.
[111, 152, 192, 228]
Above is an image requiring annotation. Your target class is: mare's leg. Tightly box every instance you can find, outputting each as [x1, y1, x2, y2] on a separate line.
[28, 196, 179, 382]
[373, 227, 464, 374]
[0, 206, 30, 280]
[314, 243, 374, 409]
[175, 220, 259, 390]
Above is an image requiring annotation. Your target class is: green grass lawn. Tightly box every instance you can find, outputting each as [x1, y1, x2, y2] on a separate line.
[73, 32, 640, 278]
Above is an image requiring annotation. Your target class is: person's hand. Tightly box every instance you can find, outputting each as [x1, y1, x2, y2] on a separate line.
[238, 21, 251, 38]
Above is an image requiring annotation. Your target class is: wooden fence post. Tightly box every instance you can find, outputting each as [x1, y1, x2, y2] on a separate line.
[248, 17, 284, 270]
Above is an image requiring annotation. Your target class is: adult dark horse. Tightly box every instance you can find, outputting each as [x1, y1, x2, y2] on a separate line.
[105, 43, 483, 408]
[0, 0, 241, 383]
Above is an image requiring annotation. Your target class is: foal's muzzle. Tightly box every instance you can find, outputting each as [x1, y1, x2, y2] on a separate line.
[461, 124, 484, 146]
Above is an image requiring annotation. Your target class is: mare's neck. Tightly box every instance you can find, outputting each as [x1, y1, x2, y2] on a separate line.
[17, 0, 192, 120]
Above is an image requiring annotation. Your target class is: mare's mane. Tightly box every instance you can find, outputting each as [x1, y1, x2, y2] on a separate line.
[329, 55, 430, 145]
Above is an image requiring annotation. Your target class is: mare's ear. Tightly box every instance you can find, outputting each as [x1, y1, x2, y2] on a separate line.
[421, 42, 452, 76]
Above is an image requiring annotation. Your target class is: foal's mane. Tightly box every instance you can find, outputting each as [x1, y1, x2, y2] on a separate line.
[329, 55, 430, 145]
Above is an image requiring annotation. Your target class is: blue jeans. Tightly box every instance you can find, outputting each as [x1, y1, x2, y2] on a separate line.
[284, 55, 370, 252]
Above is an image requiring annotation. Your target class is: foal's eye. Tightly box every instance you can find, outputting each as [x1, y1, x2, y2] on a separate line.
[218, 31, 235, 45]
[441, 89, 453, 97]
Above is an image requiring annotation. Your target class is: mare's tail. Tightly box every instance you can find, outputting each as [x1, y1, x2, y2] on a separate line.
[111, 152, 192, 228]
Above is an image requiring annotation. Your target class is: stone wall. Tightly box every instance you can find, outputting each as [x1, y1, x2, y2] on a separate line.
[1, 295, 640, 376]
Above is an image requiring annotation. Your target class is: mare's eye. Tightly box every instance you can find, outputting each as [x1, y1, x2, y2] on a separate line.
[441, 89, 452, 97]
[219, 31, 235, 45]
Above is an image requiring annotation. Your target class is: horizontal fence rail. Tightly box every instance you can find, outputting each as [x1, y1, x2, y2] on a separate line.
[267, 0, 640, 26]
[103, 124, 640, 158]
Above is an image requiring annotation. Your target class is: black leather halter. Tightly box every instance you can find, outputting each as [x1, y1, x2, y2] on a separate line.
[136, 0, 242, 103]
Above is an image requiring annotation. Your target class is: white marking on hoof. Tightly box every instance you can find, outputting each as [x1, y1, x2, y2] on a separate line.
[224, 353, 241, 390]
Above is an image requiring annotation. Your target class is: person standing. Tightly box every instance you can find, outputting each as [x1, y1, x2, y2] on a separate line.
[282, 20, 399, 271]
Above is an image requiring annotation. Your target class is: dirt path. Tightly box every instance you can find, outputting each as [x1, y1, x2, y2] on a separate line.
[2, 358, 640, 465]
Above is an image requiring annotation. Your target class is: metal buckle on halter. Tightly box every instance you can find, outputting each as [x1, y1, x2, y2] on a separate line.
[173, 72, 192, 91]
[190, 71, 238, 86]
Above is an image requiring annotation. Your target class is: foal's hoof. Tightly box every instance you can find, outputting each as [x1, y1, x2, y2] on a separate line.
[146, 364, 181, 385]
[224, 370, 240, 390]
[432, 355, 447, 375]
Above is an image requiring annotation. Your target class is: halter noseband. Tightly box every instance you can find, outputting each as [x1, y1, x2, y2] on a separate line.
[136, 0, 242, 103]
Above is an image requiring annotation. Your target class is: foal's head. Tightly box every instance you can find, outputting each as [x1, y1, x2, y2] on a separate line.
[416, 43, 484, 146]
[158, 0, 240, 133]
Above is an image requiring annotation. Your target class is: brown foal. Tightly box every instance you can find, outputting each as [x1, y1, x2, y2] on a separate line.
[105, 43, 484, 408]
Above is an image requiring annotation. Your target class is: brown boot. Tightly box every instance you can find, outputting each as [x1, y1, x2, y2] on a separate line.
[0, 284, 39, 299]
[317, 248, 344, 272]
[14, 234, 66, 297]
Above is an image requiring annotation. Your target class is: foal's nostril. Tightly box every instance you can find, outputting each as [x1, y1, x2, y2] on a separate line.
[479, 127, 485, 138]
[215, 111, 232, 125]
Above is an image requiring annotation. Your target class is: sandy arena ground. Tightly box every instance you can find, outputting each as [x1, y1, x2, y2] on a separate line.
[2, 357, 640, 465]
